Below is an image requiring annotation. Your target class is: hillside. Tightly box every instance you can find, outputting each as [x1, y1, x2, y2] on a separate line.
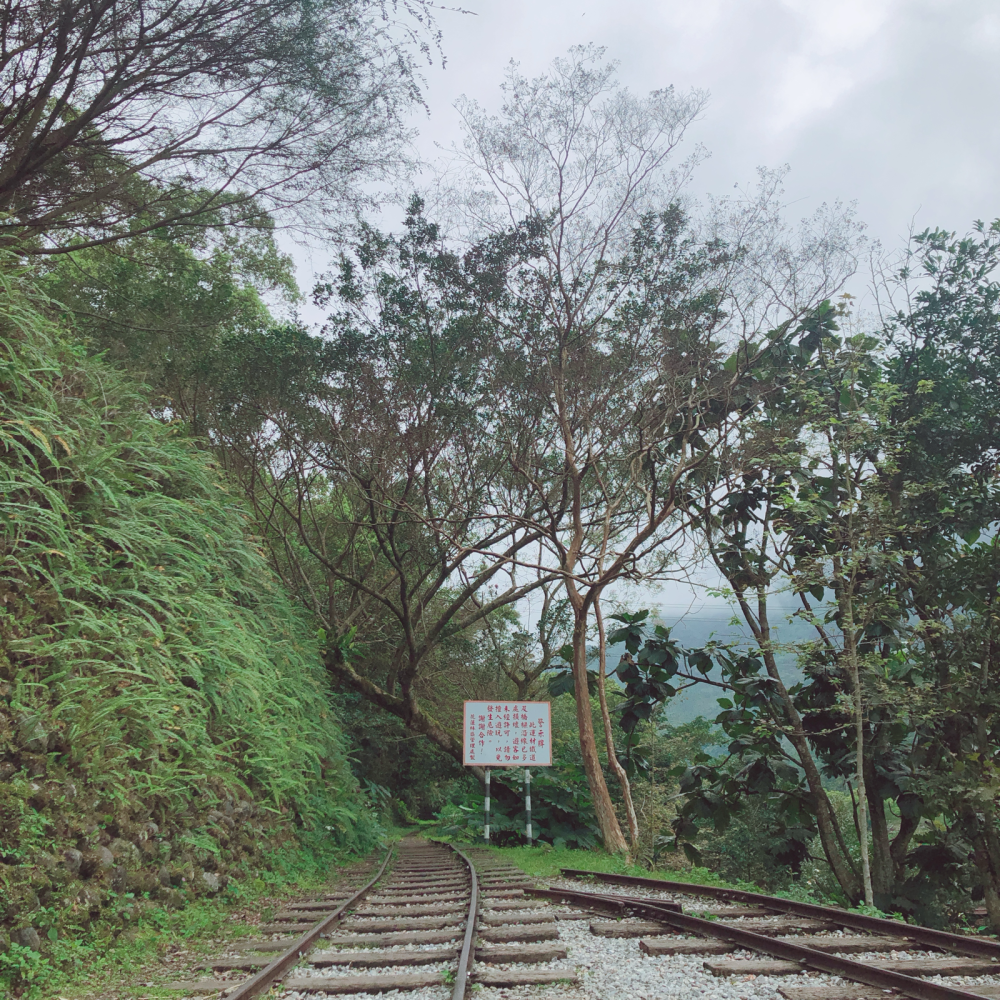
[0, 272, 376, 988]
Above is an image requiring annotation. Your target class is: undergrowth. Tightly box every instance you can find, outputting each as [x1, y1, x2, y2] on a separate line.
[0, 264, 381, 994]
[4, 838, 353, 1000]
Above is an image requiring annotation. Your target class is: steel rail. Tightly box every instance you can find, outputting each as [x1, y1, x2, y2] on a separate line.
[531, 886, 676, 915]
[225, 845, 394, 1000]
[559, 868, 1000, 959]
[539, 884, 991, 1000]
[448, 844, 480, 1000]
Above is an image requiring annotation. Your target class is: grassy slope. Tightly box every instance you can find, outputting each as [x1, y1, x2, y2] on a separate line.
[0, 272, 380, 996]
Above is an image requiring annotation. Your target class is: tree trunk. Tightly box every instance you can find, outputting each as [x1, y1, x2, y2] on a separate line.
[866, 782, 893, 903]
[972, 824, 1000, 932]
[747, 589, 862, 902]
[852, 679, 874, 907]
[595, 594, 639, 847]
[890, 809, 919, 869]
[864, 749, 897, 905]
[323, 648, 485, 782]
[570, 606, 629, 853]
[838, 572, 874, 907]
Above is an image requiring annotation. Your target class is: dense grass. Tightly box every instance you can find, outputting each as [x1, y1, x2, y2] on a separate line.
[0, 267, 380, 996]
[469, 843, 751, 887]
[1, 266, 371, 833]
[5, 839, 360, 1000]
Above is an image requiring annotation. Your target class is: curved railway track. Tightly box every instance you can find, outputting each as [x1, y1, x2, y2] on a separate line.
[164, 852, 1000, 999]
[535, 867, 1000, 1000]
[167, 837, 580, 999]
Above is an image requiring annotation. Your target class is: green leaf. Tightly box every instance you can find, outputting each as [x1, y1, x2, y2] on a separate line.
[681, 841, 702, 864]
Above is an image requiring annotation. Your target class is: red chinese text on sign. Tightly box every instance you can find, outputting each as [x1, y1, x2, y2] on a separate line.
[462, 700, 552, 766]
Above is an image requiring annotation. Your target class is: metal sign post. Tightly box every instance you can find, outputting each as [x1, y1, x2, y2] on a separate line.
[462, 701, 551, 846]
[524, 768, 532, 845]
[484, 768, 491, 843]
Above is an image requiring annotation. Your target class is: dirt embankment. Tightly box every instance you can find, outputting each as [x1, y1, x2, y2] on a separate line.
[0, 704, 300, 958]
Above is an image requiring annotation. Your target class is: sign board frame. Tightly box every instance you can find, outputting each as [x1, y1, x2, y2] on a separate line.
[463, 700, 552, 767]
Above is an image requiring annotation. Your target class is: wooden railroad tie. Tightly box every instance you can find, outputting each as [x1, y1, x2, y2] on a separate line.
[480, 911, 556, 926]
[283, 971, 447, 993]
[636, 933, 930, 956]
[337, 915, 463, 931]
[592, 918, 836, 940]
[477, 925, 560, 943]
[309, 946, 460, 967]
[705, 957, 1000, 978]
[474, 969, 581, 987]
[323, 928, 462, 947]
[779, 988, 1000, 1000]
[352, 902, 466, 917]
[475, 942, 569, 963]
[281, 969, 581, 993]
[365, 893, 468, 906]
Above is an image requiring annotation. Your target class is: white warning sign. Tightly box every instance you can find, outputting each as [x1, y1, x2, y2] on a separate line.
[463, 700, 552, 766]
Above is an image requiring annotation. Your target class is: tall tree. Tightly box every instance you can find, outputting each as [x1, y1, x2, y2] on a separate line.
[678, 303, 904, 905]
[451, 47, 863, 851]
[873, 223, 1000, 924]
[0, 0, 432, 252]
[676, 227, 1000, 916]
[211, 202, 555, 767]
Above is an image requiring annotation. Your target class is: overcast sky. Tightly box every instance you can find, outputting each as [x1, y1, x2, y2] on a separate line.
[403, 0, 998, 250]
[295, 1, 999, 318]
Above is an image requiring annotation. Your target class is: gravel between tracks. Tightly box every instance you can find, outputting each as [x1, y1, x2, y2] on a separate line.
[556, 912, 1000, 1000]
[278, 987, 450, 1000]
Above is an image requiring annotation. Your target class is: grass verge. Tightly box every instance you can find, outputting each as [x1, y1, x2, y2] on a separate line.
[464, 844, 752, 888]
[4, 839, 378, 1000]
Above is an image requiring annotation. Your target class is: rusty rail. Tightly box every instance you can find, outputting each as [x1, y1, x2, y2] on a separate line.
[448, 844, 479, 1000]
[538, 883, 992, 1000]
[559, 868, 1000, 959]
[224, 845, 394, 1000]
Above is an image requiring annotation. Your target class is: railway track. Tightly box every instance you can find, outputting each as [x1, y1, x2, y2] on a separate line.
[162, 850, 1000, 1000]
[166, 837, 581, 999]
[538, 867, 1000, 1000]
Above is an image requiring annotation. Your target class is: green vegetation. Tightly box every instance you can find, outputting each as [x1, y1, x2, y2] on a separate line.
[2, 1, 1000, 967]
[4, 839, 353, 1000]
[0, 271, 382, 995]
[1, 269, 373, 833]
[470, 844, 708, 884]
